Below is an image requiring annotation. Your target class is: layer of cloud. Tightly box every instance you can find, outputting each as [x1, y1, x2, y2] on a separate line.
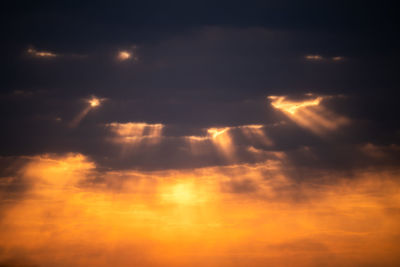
[1, 154, 400, 267]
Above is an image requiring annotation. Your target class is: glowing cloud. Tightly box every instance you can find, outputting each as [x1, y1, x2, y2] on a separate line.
[269, 95, 323, 115]
[117, 50, 132, 61]
[1, 154, 400, 266]
[27, 47, 57, 58]
[89, 97, 101, 107]
[69, 96, 105, 127]
[186, 125, 272, 161]
[304, 54, 323, 61]
[269, 95, 349, 135]
[332, 56, 345, 61]
[207, 127, 235, 159]
[107, 122, 164, 144]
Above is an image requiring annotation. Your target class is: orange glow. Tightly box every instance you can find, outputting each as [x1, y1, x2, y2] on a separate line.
[332, 56, 345, 61]
[269, 95, 323, 114]
[107, 122, 164, 144]
[186, 125, 273, 159]
[269, 95, 349, 135]
[1, 154, 400, 266]
[89, 97, 101, 107]
[69, 97, 104, 127]
[117, 50, 132, 61]
[27, 47, 57, 58]
[207, 127, 235, 159]
[304, 54, 323, 61]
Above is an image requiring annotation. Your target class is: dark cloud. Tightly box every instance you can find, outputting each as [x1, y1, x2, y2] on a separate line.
[0, 1, 399, 175]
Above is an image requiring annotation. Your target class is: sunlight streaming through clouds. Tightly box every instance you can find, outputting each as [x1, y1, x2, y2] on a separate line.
[2, 3, 399, 266]
[107, 122, 164, 144]
[269, 95, 349, 135]
[1, 154, 400, 266]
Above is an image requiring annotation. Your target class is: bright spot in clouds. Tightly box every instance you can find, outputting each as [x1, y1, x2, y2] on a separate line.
[89, 97, 101, 107]
[117, 50, 132, 61]
[269, 95, 323, 114]
[269, 95, 349, 135]
[207, 127, 230, 139]
[69, 96, 104, 127]
[107, 122, 164, 144]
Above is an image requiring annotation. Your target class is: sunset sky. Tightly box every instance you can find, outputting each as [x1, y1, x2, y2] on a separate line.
[1, 1, 400, 266]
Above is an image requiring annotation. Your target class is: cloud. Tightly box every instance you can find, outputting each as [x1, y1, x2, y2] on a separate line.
[1, 87, 398, 173]
[117, 51, 132, 61]
[1, 153, 400, 267]
[304, 54, 324, 61]
[331, 56, 345, 61]
[116, 45, 139, 62]
[26, 47, 57, 58]
[304, 54, 346, 62]
[69, 96, 106, 127]
[268, 94, 349, 135]
[106, 122, 164, 145]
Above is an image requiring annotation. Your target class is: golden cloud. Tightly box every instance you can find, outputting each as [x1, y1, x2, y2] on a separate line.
[1, 153, 400, 266]
[268, 95, 349, 135]
[27, 47, 57, 58]
[106, 122, 164, 145]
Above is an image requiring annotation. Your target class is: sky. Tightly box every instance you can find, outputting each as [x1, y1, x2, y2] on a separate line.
[1, 1, 400, 266]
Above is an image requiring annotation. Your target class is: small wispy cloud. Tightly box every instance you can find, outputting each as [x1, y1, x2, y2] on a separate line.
[304, 54, 346, 62]
[304, 54, 324, 61]
[331, 56, 345, 61]
[27, 47, 57, 58]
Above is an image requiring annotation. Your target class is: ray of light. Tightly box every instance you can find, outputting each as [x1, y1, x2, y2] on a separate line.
[69, 97, 104, 127]
[107, 122, 164, 145]
[268, 95, 348, 135]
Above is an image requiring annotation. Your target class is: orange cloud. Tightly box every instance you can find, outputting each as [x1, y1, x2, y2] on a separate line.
[107, 122, 164, 145]
[186, 125, 272, 162]
[207, 127, 235, 159]
[268, 95, 349, 135]
[116, 46, 139, 62]
[27, 47, 57, 58]
[1, 154, 400, 266]
[69, 96, 105, 127]
[117, 50, 132, 61]
[304, 54, 323, 61]
[332, 56, 345, 61]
